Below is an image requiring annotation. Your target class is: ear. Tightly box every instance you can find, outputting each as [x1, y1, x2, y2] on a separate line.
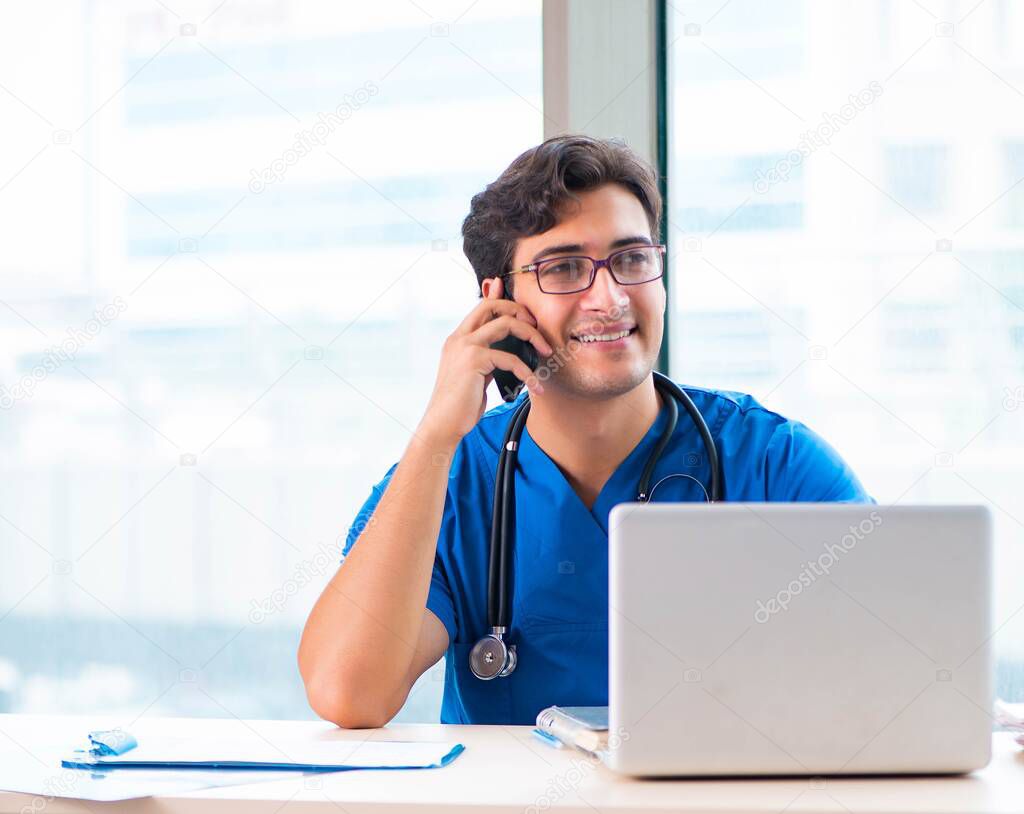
[481, 276, 504, 299]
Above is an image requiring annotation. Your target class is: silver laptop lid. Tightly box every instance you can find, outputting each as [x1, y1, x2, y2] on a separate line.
[607, 504, 993, 776]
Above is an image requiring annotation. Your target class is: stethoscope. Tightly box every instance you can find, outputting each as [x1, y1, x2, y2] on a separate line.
[468, 370, 722, 680]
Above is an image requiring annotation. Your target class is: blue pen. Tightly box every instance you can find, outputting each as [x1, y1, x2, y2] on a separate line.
[532, 728, 564, 749]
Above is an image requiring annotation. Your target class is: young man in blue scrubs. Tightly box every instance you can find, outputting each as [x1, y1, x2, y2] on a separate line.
[299, 135, 872, 728]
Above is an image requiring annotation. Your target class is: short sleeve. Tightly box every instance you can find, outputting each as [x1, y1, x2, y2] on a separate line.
[340, 462, 458, 644]
[764, 420, 875, 503]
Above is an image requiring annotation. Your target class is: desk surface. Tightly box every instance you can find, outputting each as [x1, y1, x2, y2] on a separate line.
[0, 714, 1022, 813]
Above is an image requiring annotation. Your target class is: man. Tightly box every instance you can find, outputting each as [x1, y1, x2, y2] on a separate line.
[298, 135, 871, 728]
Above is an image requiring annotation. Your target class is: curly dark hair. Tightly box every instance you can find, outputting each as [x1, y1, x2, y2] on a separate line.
[460, 134, 662, 295]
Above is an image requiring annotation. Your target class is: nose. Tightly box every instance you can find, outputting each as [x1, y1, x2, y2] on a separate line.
[580, 264, 629, 311]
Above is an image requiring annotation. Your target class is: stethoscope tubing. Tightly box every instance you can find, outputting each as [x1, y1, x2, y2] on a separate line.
[472, 371, 721, 679]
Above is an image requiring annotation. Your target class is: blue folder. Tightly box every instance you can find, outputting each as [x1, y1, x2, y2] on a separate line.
[62, 729, 465, 772]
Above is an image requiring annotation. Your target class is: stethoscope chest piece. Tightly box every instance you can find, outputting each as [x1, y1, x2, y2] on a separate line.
[469, 627, 517, 680]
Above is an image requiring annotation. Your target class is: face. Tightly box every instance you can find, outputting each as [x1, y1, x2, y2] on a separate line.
[483, 183, 665, 399]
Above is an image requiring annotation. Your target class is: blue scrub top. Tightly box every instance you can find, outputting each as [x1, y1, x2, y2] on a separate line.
[340, 381, 873, 725]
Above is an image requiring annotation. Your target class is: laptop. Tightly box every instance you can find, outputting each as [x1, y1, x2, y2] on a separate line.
[606, 503, 993, 776]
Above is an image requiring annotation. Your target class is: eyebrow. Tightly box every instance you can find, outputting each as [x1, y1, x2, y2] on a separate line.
[530, 234, 653, 263]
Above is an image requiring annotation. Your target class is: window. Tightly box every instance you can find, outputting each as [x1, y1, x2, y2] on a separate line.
[884, 144, 949, 215]
[668, 1, 1024, 701]
[1006, 143, 1024, 228]
[0, 1, 542, 722]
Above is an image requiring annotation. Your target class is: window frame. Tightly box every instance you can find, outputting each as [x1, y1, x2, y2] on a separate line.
[541, 0, 670, 371]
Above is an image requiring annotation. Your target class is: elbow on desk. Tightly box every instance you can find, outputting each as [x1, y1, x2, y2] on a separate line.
[318, 700, 393, 730]
[301, 665, 401, 729]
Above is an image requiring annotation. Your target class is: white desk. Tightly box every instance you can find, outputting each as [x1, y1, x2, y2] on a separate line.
[0, 714, 1022, 813]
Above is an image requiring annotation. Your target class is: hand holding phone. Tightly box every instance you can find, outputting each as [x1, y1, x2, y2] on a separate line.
[489, 283, 540, 402]
[489, 330, 539, 402]
[417, 277, 551, 447]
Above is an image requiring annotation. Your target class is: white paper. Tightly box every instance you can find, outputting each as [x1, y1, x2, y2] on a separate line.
[0, 754, 301, 802]
[995, 700, 1024, 747]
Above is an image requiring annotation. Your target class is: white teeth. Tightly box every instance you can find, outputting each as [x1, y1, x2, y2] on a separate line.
[576, 329, 631, 343]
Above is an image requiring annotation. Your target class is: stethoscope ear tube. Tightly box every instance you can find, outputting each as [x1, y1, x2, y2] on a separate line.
[649, 371, 721, 502]
[637, 382, 678, 501]
[474, 399, 530, 680]
[487, 398, 530, 630]
[497, 401, 529, 627]
[486, 423, 511, 627]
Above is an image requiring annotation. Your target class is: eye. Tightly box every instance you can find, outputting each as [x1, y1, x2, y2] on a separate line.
[541, 258, 584, 277]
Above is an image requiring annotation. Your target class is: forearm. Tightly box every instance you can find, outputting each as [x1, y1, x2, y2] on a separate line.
[299, 288, 548, 726]
[298, 425, 457, 722]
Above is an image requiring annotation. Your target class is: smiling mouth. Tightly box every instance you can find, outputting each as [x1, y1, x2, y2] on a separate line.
[571, 327, 637, 344]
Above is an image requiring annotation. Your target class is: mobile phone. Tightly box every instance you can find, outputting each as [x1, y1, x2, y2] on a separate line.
[489, 290, 539, 403]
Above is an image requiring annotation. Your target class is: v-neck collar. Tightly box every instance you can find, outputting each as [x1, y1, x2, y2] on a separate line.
[517, 398, 672, 536]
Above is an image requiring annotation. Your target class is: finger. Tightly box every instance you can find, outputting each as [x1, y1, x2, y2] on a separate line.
[456, 295, 536, 335]
[473, 315, 553, 357]
[516, 303, 539, 326]
[471, 315, 553, 357]
[454, 291, 515, 334]
[483, 349, 544, 394]
[485, 276, 503, 300]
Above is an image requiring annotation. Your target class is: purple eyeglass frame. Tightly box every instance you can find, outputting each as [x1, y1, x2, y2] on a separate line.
[504, 244, 667, 294]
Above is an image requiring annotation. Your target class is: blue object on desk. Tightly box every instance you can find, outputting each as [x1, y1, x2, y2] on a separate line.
[532, 728, 564, 749]
[62, 733, 466, 773]
[88, 729, 138, 756]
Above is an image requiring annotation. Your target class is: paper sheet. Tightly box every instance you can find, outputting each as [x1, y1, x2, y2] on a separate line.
[0, 754, 303, 803]
[995, 700, 1024, 747]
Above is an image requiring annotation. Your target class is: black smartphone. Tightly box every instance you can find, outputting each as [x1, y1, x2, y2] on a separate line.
[489, 290, 539, 403]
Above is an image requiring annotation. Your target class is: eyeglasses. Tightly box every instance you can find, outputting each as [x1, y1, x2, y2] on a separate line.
[505, 244, 666, 295]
